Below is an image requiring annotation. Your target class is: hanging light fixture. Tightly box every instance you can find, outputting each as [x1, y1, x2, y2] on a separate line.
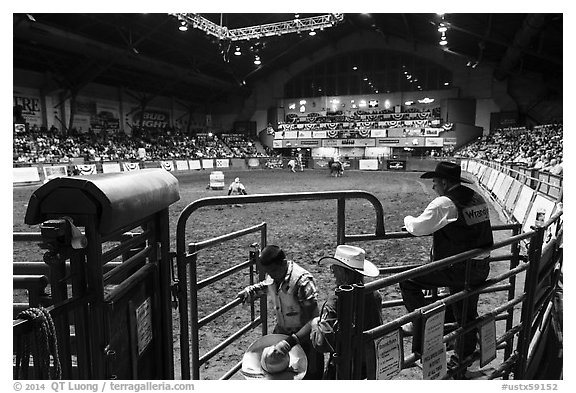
[234, 46, 241, 56]
[179, 21, 188, 31]
[254, 55, 261, 65]
[439, 34, 448, 46]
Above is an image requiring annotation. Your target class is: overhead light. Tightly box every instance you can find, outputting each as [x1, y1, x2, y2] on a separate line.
[439, 38, 448, 46]
[405, 101, 414, 106]
[438, 23, 447, 33]
[309, 30, 316, 36]
[363, 77, 368, 81]
[295, 13, 300, 19]
[254, 55, 261, 65]
[352, 66, 358, 70]
[418, 97, 435, 104]
[179, 21, 188, 31]
[444, 82, 450, 86]
[234, 46, 241, 55]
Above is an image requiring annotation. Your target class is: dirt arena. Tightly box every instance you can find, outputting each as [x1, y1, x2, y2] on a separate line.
[13, 167, 512, 380]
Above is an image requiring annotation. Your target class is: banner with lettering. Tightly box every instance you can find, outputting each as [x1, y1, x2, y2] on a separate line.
[75, 98, 121, 133]
[175, 160, 189, 171]
[188, 160, 201, 170]
[130, 108, 170, 130]
[102, 162, 122, 173]
[43, 165, 68, 181]
[14, 88, 43, 126]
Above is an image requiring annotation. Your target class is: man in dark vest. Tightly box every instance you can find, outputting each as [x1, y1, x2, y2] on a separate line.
[400, 161, 493, 376]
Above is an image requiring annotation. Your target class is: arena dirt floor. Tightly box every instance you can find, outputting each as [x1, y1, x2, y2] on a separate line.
[13, 166, 521, 380]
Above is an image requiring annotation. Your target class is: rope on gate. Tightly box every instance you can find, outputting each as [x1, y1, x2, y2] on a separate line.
[14, 307, 62, 380]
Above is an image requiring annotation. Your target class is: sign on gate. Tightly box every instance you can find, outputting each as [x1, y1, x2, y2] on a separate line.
[375, 330, 402, 380]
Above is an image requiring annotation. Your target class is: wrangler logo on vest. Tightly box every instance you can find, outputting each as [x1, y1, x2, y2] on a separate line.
[462, 204, 490, 225]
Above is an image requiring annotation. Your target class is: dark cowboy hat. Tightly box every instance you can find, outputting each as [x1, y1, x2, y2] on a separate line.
[259, 245, 286, 266]
[420, 161, 472, 183]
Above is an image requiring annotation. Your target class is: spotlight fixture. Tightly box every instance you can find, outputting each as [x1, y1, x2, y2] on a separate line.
[309, 30, 316, 36]
[439, 37, 448, 46]
[438, 23, 447, 33]
[234, 46, 241, 55]
[254, 55, 261, 65]
[179, 21, 188, 31]
[352, 66, 358, 70]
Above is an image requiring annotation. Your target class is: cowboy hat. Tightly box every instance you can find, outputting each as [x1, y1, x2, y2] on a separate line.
[420, 161, 472, 183]
[241, 334, 308, 380]
[319, 245, 379, 277]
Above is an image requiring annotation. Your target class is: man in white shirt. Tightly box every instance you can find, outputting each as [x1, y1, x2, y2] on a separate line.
[228, 177, 247, 195]
[401, 161, 494, 377]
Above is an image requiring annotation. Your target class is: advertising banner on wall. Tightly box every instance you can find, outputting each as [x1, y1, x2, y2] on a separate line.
[129, 108, 170, 130]
[387, 160, 407, 171]
[14, 88, 43, 126]
[425, 137, 444, 147]
[322, 139, 376, 147]
[75, 98, 121, 133]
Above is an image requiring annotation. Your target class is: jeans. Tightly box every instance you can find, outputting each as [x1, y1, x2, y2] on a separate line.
[399, 259, 490, 358]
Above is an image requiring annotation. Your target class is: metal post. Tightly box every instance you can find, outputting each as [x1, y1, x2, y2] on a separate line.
[260, 227, 268, 336]
[515, 227, 545, 378]
[157, 210, 174, 379]
[337, 198, 345, 245]
[188, 246, 200, 380]
[351, 283, 365, 379]
[504, 224, 522, 379]
[335, 285, 354, 379]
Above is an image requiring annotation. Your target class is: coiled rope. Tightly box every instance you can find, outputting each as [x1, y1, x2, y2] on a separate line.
[14, 307, 61, 379]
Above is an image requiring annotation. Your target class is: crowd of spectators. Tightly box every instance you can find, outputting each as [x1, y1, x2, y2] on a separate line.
[455, 123, 563, 176]
[13, 126, 267, 164]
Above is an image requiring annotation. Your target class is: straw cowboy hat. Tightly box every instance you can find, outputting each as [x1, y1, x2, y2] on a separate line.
[420, 161, 472, 183]
[241, 334, 308, 380]
[319, 245, 379, 277]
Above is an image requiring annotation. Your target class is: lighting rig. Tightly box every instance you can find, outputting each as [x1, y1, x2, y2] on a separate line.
[171, 13, 344, 41]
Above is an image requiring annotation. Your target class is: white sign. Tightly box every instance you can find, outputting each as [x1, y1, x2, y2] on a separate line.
[425, 137, 444, 147]
[479, 318, 497, 367]
[136, 298, 153, 355]
[43, 165, 68, 181]
[375, 330, 402, 380]
[359, 159, 379, 170]
[422, 304, 447, 380]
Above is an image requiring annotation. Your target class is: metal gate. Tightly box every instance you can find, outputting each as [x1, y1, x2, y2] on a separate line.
[174, 190, 386, 379]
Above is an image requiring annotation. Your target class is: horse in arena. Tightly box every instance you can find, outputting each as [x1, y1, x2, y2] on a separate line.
[329, 160, 344, 177]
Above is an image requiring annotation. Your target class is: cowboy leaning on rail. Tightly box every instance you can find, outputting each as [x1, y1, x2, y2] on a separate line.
[400, 161, 494, 377]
